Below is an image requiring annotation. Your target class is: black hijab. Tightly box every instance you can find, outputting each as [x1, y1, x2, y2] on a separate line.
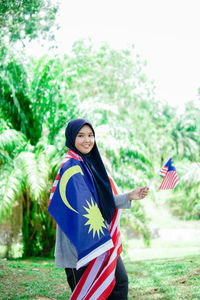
[65, 118, 116, 224]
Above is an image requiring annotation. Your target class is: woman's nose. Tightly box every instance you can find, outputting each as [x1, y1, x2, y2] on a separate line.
[84, 136, 90, 142]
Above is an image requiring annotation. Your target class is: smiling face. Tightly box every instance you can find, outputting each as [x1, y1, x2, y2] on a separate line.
[75, 125, 95, 154]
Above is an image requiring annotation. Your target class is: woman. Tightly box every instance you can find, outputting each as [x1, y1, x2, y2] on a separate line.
[49, 118, 148, 299]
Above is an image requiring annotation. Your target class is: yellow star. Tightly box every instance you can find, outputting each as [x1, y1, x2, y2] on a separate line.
[83, 198, 107, 239]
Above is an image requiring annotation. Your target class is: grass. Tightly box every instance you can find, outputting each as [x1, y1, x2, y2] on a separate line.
[0, 255, 200, 299]
[0, 257, 71, 299]
[126, 255, 200, 299]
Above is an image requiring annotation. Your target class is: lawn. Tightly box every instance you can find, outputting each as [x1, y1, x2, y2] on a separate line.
[0, 255, 200, 299]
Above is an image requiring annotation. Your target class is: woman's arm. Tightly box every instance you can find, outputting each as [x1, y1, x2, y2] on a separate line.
[114, 187, 149, 209]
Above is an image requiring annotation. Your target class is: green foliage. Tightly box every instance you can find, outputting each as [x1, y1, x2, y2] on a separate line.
[0, 164, 21, 221]
[0, 38, 200, 257]
[30, 56, 81, 143]
[121, 202, 151, 248]
[0, 144, 59, 256]
[0, 0, 58, 42]
[166, 160, 200, 220]
[171, 117, 199, 160]
[0, 129, 27, 161]
[0, 57, 42, 144]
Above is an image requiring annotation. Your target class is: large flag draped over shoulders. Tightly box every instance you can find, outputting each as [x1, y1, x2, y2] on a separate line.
[48, 150, 122, 299]
[48, 150, 113, 269]
[159, 157, 179, 190]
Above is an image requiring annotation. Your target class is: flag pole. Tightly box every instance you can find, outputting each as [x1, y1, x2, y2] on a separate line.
[148, 169, 161, 188]
[148, 175, 157, 188]
[148, 165, 164, 188]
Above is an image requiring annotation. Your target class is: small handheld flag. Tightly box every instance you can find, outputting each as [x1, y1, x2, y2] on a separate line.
[159, 157, 179, 190]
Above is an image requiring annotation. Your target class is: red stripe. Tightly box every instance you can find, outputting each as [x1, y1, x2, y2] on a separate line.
[110, 208, 118, 233]
[85, 258, 116, 299]
[68, 149, 82, 161]
[70, 259, 96, 300]
[85, 241, 122, 299]
[159, 171, 179, 190]
[99, 244, 123, 300]
[55, 173, 60, 180]
[51, 186, 56, 193]
[84, 232, 121, 299]
[98, 279, 115, 300]
[109, 177, 118, 195]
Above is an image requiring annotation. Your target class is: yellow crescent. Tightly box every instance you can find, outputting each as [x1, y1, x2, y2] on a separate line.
[59, 165, 84, 214]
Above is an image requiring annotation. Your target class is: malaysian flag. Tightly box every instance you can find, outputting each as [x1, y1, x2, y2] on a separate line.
[48, 150, 113, 269]
[48, 150, 122, 299]
[159, 157, 179, 189]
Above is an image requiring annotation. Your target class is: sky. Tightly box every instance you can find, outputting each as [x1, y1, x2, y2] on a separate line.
[28, 0, 200, 109]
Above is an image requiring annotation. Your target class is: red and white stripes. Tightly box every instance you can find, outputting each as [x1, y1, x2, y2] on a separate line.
[159, 170, 179, 190]
[159, 166, 168, 176]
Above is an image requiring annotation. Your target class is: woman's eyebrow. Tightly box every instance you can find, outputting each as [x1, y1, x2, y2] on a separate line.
[78, 130, 93, 134]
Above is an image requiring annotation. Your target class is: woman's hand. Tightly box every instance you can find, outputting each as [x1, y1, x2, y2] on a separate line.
[128, 186, 149, 201]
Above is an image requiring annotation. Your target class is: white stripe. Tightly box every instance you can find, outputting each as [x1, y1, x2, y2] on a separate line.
[53, 180, 59, 186]
[164, 174, 169, 189]
[69, 150, 82, 161]
[90, 269, 115, 299]
[63, 157, 71, 162]
[110, 210, 121, 236]
[160, 171, 179, 189]
[76, 239, 114, 270]
[173, 179, 179, 188]
[85, 239, 122, 299]
[165, 174, 170, 188]
[159, 166, 168, 176]
[74, 253, 107, 300]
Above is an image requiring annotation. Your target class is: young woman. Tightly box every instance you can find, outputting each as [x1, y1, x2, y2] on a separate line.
[49, 118, 148, 299]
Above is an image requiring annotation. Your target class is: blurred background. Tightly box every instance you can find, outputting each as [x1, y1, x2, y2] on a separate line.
[0, 0, 199, 260]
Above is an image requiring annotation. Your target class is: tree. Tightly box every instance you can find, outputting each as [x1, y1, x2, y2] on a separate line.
[171, 111, 199, 161]
[0, 57, 42, 145]
[1, 39, 199, 258]
[0, 0, 58, 43]
[0, 129, 63, 256]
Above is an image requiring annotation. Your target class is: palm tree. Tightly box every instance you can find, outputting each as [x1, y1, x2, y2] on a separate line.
[0, 58, 42, 145]
[171, 114, 199, 161]
[0, 129, 62, 256]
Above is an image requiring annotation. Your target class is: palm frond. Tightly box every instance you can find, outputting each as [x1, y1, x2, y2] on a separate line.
[0, 165, 22, 222]
[0, 149, 12, 165]
[0, 60, 42, 144]
[36, 136, 63, 180]
[0, 129, 27, 159]
[15, 152, 47, 203]
[180, 162, 200, 187]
